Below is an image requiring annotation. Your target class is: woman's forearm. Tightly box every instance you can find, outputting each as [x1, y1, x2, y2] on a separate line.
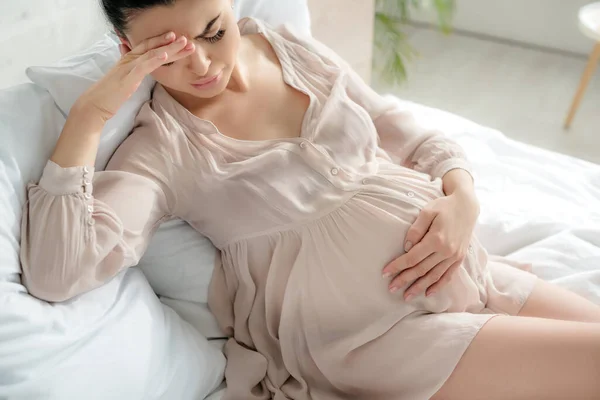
[50, 101, 107, 168]
[442, 169, 478, 205]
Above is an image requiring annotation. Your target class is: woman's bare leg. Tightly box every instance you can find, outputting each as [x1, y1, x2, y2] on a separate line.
[433, 280, 600, 400]
[432, 316, 600, 400]
[517, 279, 600, 323]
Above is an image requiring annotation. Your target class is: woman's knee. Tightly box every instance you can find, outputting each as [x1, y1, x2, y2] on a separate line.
[518, 279, 600, 323]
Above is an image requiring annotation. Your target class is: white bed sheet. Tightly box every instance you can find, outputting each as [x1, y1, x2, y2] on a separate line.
[199, 95, 600, 399]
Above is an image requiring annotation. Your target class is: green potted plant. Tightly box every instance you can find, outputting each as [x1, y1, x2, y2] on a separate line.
[374, 0, 456, 83]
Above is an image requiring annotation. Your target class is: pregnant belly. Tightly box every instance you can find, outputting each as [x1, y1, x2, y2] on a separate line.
[279, 190, 488, 351]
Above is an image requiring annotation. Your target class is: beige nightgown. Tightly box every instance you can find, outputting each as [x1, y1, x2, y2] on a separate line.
[21, 18, 537, 400]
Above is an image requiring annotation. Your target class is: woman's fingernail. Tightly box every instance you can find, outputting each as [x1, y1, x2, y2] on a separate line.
[426, 290, 436, 297]
[185, 42, 194, 50]
[165, 32, 175, 40]
[390, 286, 398, 293]
[382, 271, 392, 279]
[405, 241, 413, 252]
[405, 294, 414, 302]
[177, 36, 186, 43]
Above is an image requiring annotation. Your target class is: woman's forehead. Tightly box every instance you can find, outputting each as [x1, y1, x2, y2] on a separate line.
[126, 0, 225, 44]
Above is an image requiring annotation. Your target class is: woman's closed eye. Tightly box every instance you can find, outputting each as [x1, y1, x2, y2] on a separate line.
[204, 29, 226, 44]
[162, 29, 226, 67]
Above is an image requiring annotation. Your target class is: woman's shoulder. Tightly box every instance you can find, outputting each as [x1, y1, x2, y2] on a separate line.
[106, 95, 176, 175]
[238, 16, 340, 71]
[248, 17, 346, 72]
[239, 16, 309, 46]
[127, 84, 187, 148]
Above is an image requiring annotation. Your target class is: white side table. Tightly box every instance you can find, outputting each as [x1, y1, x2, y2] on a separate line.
[565, 2, 600, 129]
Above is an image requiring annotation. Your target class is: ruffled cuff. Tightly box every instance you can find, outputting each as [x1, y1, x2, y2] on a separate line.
[38, 160, 95, 196]
[430, 158, 474, 181]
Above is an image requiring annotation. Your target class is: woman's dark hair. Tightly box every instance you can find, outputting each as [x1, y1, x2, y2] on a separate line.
[101, 0, 176, 37]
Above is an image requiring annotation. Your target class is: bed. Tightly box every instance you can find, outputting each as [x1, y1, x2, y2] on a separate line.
[1, 1, 599, 399]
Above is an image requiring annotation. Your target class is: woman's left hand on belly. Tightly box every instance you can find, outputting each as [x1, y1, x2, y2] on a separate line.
[382, 191, 480, 301]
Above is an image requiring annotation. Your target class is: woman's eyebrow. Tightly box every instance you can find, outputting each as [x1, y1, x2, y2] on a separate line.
[195, 14, 221, 38]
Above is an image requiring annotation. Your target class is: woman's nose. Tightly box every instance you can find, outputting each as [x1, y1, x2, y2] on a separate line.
[188, 45, 211, 76]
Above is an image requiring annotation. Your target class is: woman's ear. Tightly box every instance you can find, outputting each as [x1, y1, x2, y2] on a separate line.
[118, 35, 132, 56]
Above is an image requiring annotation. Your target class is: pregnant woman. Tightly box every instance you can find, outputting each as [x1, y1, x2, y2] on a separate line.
[21, 0, 600, 398]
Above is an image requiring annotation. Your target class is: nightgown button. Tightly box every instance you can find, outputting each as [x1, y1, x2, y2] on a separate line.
[331, 167, 339, 176]
[84, 193, 91, 200]
[300, 141, 308, 149]
[468, 246, 474, 254]
[407, 191, 415, 198]
[87, 205, 94, 213]
[362, 178, 369, 185]
[83, 167, 89, 173]
[88, 219, 95, 226]
[83, 180, 91, 186]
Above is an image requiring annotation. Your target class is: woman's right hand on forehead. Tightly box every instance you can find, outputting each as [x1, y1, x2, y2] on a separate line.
[50, 33, 194, 168]
[74, 32, 195, 123]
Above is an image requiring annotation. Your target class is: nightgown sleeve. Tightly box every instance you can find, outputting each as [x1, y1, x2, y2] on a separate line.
[20, 120, 175, 302]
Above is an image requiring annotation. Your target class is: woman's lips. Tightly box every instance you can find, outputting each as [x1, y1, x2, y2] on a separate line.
[191, 71, 222, 89]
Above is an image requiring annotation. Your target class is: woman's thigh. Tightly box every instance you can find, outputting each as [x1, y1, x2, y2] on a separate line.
[432, 315, 600, 400]
[519, 278, 600, 323]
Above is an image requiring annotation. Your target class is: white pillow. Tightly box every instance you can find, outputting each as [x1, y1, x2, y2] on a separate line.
[25, 34, 156, 172]
[0, 83, 225, 399]
[141, 219, 216, 304]
[25, 1, 312, 305]
[0, 84, 64, 286]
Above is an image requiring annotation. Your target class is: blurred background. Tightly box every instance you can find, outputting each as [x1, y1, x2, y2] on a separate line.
[1, 0, 598, 163]
[370, 0, 600, 164]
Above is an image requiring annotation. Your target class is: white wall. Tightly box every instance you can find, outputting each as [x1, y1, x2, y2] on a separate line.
[0, 0, 108, 89]
[308, 0, 374, 82]
[413, 0, 595, 55]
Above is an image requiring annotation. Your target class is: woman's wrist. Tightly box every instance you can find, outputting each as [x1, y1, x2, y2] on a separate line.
[450, 188, 479, 208]
[449, 188, 480, 225]
[442, 169, 480, 214]
[442, 169, 474, 195]
[70, 98, 110, 131]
